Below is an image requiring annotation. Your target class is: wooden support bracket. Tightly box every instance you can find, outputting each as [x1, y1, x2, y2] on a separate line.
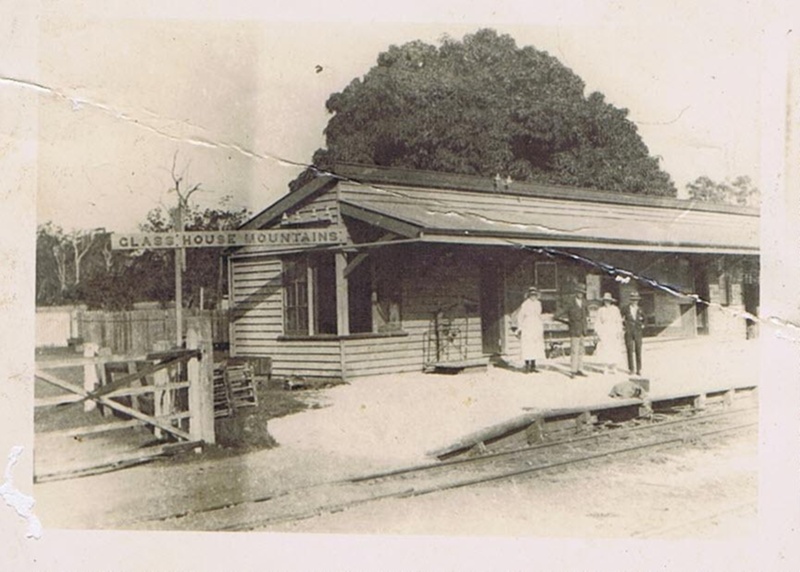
[723, 389, 735, 408]
[576, 411, 594, 432]
[526, 417, 545, 445]
[343, 232, 397, 278]
[693, 393, 707, 411]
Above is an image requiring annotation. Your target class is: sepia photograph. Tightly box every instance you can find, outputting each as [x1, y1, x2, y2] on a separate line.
[3, 0, 800, 570]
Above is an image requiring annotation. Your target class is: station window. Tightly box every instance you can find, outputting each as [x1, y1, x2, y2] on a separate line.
[282, 254, 336, 336]
[534, 261, 559, 314]
[534, 261, 558, 292]
[639, 291, 657, 326]
[283, 253, 387, 336]
[283, 257, 309, 335]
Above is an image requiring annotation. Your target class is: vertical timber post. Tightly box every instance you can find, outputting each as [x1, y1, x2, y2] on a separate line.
[152, 340, 172, 439]
[335, 252, 350, 380]
[335, 251, 349, 336]
[175, 201, 184, 347]
[82, 342, 99, 412]
[187, 319, 215, 444]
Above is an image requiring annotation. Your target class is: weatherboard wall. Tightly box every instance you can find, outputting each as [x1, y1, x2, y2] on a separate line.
[227, 244, 488, 379]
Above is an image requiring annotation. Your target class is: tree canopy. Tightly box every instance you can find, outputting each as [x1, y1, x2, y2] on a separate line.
[296, 29, 676, 196]
[685, 175, 759, 207]
[36, 203, 250, 310]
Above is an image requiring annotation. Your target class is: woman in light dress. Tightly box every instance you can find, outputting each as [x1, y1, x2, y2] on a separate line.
[516, 286, 546, 373]
[594, 292, 624, 374]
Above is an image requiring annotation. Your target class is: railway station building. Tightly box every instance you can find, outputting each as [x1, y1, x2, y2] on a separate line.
[226, 165, 760, 380]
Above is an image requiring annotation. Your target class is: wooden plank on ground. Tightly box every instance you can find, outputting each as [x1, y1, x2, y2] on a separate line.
[34, 440, 202, 483]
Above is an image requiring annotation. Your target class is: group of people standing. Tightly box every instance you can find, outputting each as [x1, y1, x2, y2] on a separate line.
[514, 284, 645, 377]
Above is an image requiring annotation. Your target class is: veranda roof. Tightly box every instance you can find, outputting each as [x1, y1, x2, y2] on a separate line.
[333, 166, 759, 255]
[239, 164, 759, 255]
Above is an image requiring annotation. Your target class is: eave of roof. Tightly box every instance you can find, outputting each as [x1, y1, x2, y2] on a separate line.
[336, 181, 759, 254]
[238, 174, 338, 231]
[330, 163, 759, 217]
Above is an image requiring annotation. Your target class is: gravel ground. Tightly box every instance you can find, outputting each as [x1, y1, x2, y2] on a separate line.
[33, 338, 759, 532]
[264, 425, 758, 538]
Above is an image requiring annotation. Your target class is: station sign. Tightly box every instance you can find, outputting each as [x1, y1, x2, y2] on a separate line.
[111, 226, 347, 250]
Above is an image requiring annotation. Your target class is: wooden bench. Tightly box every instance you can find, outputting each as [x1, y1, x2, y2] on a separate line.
[543, 325, 597, 359]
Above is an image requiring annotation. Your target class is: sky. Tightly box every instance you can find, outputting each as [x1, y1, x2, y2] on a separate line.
[32, 0, 773, 233]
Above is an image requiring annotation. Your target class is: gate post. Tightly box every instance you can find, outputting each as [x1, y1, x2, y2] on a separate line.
[82, 342, 100, 412]
[152, 340, 173, 439]
[186, 320, 215, 444]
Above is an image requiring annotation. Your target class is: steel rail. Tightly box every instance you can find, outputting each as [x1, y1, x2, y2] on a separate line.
[134, 403, 756, 527]
[126, 399, 757, 530]
[217, 413, 757, 531]
[347, 404, 758, 483]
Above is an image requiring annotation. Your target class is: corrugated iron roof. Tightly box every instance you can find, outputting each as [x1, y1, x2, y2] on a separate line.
[331, 163, 759, 216]
[235, 165, 759, 254]
[338, 179, 759, 254]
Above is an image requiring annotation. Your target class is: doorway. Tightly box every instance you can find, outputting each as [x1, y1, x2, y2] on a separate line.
[480, 263, 504, 356]
[694, 265, 710, 335]
[743, 281, 759, 338]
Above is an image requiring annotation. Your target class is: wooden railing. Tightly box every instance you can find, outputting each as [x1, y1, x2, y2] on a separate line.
[34, 320, 215, 482]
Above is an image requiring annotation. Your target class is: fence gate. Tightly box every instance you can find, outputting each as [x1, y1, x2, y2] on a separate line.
[34, 327, 214, 483]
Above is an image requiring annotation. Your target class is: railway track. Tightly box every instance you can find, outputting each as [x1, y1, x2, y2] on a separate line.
[139, 396, 758, 532]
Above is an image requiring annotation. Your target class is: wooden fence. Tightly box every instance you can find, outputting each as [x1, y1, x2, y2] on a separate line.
[77, 308, 229, 354]
[34, 318, 215, 482]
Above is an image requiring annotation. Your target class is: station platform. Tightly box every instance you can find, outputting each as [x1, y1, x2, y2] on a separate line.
[268, 337, 759, 466]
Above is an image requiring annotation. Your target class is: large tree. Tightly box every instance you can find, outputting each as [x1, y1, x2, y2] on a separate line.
[295, 29, 675, 196]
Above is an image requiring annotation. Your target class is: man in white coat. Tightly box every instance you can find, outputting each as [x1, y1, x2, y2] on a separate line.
[516, 286, 546, 373]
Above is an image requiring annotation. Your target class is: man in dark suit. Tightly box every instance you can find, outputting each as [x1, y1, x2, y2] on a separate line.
[622, 291, 646, 376]
[555, 283, 590, 378]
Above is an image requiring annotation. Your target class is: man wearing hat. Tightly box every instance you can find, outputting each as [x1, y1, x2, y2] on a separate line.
[555, 282, 590, 378]
[515, 286, 546, 373]
[622, 291, 646, 376]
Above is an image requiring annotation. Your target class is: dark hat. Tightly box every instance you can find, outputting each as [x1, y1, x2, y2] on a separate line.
[629, 291, 641, 300]
[574, 283, 587, 293]
[601, 292, 616, 302]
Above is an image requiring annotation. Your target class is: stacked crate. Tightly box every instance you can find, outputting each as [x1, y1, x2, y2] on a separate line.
[213, 365, 233, 419]
[213, 361, 258, 419]
[225, 363, 258, 409]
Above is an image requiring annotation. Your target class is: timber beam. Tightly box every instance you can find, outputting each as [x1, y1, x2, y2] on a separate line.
[343, 232, 398, 277]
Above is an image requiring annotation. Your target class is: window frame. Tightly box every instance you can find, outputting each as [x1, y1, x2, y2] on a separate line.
[282, 256, 310, 336]
[534, 261, 558, 293]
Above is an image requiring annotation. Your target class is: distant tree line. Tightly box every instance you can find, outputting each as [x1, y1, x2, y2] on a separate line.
[36, 202, 250, 310]
[685, 175, 759, 207]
